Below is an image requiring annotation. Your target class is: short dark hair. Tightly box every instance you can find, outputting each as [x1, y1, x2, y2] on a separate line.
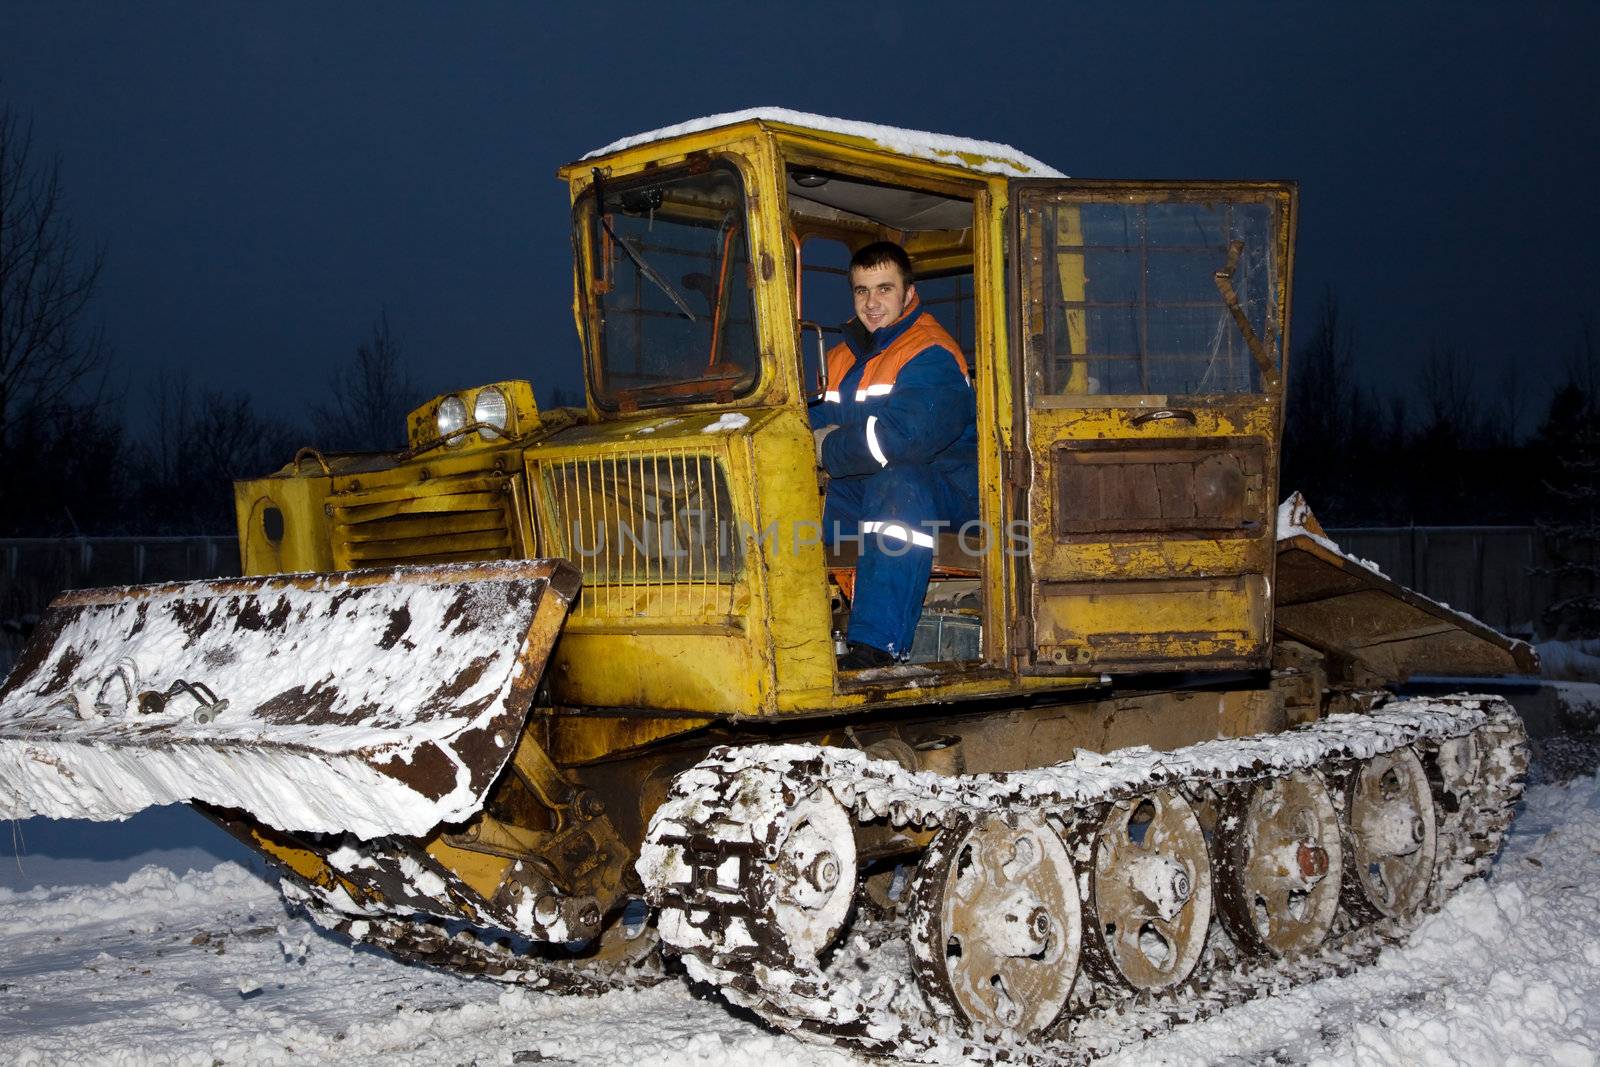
[850, 241, 914, 285]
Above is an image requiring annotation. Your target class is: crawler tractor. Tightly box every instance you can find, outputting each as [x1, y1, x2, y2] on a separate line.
[0, 111, 1536, 1060]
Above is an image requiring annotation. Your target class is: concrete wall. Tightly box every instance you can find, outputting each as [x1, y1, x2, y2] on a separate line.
[1325, 526, 1568, 641]
[0, 537, 241, 674]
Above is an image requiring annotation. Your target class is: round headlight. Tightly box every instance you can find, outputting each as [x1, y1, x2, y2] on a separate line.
[473, 387, 509, 440]
[436, 395, 468, 442]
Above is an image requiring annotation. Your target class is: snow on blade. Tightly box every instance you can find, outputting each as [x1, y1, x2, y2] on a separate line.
[582, 107, 1065, 178]
[0, 559, 579, 838]
[1276, 490, 1388, 576]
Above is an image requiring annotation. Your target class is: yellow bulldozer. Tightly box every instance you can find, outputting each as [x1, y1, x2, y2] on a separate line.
[0, 110, 1536, 1060]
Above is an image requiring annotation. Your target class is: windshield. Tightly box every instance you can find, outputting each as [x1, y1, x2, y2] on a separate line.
[580, 164, 758, 409]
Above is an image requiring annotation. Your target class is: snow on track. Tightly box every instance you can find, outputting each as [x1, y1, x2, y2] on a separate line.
[3, 767, 1599, 1065]
[1104, 768, 1600, 1067]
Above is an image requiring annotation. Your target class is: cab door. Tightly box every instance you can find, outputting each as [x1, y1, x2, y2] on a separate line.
[1008, 181, 1296, 673]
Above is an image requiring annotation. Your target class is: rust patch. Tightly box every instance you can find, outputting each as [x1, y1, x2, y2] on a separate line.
[420, 654, 493, 713]
[233, 598, 268, 631]
[378, 605, 412, 651]
[0, 609, 70, 700]
[36, 646, 83, 699]
[376, 741, 456, 801]
[324, 589, 360, 619]
[253, 680, 343, 725]
[168, 599, 220, 650]
[231, 593, 292, 634]
[439, 587, 473, 633]
[454, 720, 518, 795]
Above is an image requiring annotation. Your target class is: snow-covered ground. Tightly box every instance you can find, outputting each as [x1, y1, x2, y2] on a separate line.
[2, 751, 1598, 1066]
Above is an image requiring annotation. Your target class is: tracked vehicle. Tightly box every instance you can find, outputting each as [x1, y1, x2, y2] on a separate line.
[0, 111, 1536, 1060]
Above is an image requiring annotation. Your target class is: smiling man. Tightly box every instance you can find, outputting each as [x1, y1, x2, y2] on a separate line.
[809, 241, 979, 670]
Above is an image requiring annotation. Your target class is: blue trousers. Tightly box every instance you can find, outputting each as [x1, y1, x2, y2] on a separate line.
[823, 464, 979, 655]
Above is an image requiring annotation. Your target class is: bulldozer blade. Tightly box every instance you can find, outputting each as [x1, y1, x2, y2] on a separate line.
[0, 558, 580, 838]
[1275, 494, 1538, 681]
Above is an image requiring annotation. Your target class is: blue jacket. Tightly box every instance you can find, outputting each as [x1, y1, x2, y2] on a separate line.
[808, 296, 977, 483]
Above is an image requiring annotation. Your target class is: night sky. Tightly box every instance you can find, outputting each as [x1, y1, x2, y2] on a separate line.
[3, 2, 1596, 435]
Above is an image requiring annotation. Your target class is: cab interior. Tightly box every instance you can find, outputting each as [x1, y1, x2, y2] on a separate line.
[783, 162, 991, 672]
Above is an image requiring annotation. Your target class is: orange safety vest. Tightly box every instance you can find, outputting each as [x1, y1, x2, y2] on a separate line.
[823, 297, 968, 404]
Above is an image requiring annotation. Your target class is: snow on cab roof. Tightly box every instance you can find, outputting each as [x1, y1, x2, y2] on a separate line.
[582, 107, 1066, 179]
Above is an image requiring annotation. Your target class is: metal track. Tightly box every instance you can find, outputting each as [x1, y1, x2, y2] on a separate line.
[640, 695, 1526, 1063]
[282, 882, 667, 994]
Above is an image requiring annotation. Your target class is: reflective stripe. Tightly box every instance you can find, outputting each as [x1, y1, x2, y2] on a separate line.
[853, 383, 894, 401]
[823, 390, 841, 403]
[865, 415, 889, 467]
[862, 520, 936, 549]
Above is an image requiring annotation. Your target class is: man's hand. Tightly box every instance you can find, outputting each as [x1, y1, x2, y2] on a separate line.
[813, 425, 837, 467]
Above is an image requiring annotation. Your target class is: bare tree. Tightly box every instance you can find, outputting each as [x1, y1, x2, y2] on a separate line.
[1489, 357, 1529, 448]
[133, 369, 300, 532]
[1418, 341, 1480, 445]
[1538, 318, 1600, 635]
[314, 311, 419, 451]
[0, 102, 109, 453]
[1287, 287, 1359, 454]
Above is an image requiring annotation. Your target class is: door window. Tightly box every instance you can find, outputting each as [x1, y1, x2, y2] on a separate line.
[1020, 192, 1286, 398]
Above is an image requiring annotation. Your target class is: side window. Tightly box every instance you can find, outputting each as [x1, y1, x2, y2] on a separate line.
[798, 236, 852, 395]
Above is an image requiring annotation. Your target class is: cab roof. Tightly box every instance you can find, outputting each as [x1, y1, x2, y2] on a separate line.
[579, 107, 1066, 179]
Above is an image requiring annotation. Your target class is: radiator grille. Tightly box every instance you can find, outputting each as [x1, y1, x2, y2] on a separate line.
[330, 471, 519, 568]
[542, 450, 741, 618]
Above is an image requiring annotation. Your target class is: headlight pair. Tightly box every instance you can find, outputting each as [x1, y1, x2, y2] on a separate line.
[406, 380, 537, 454]
[435, 386, 509, 445]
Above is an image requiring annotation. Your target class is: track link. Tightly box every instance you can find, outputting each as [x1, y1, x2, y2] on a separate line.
[282, 882, 666, 993]
[639, 695, 1527, 1063]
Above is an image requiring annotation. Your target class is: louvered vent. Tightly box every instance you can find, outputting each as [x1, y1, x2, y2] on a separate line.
[330, 469, 519, 569]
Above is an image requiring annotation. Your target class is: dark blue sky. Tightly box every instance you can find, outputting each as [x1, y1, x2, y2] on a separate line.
[3, 2, 1596, 433]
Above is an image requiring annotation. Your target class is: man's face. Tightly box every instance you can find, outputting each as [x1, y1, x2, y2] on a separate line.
[851, 262, 915, 332]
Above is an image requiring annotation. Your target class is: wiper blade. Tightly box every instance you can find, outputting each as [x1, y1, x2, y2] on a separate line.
[591, 166, 698, 323]
[611, 228, 699, 322]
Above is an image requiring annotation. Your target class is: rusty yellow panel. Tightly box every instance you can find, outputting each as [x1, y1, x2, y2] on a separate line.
[1219, 687, 1285, 738]
[1034, 574, 1267, 664]
[1031, 536, 1264, 583]
[1029, 404, 1274, 439]
[302, 447, 532, 571]
[333, 484, 502, 515]
[1053, 207, 1091, 395]
[567, 583, 747, 624]
[340, 509, 506, 544]
[742, 409, 837, 706]
[546, 713, 718, 764]
[421, 836, 513, 905]
[548, 631, 767, 714]
[245, 824, 335, 884]
[234, 473, 334, 576]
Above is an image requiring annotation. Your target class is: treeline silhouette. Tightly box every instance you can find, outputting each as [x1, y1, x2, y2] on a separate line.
[1282, 290, 1594, 530]
[0, 312, 431, 536]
